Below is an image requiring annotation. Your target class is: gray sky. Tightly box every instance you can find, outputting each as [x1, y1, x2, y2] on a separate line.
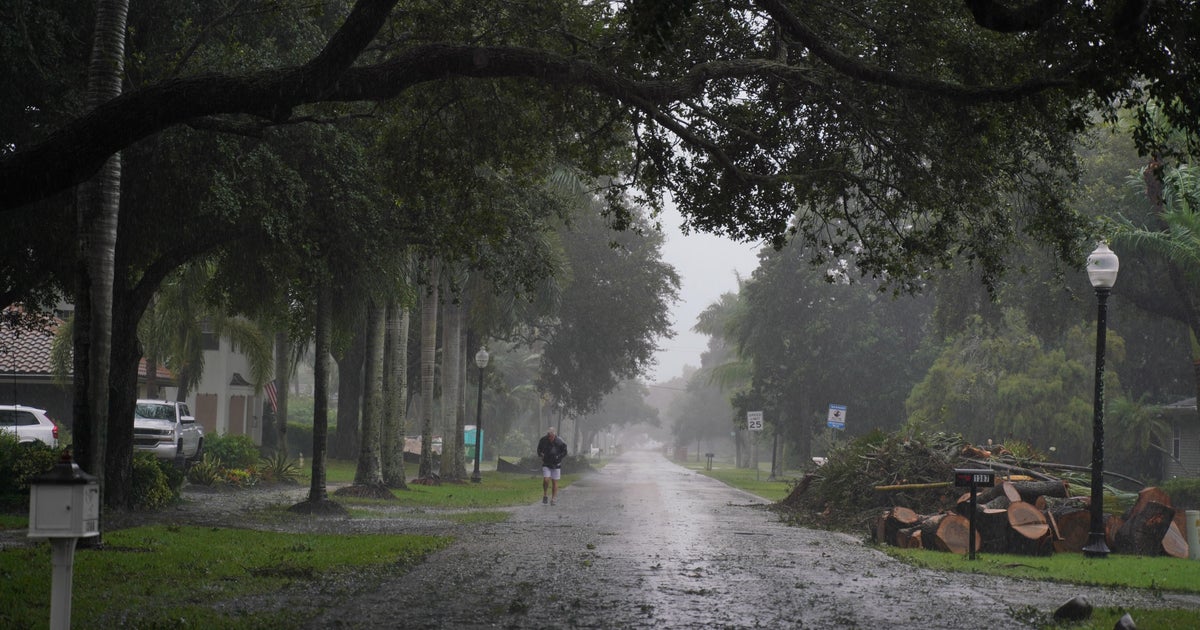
[649, 202, 761, 383]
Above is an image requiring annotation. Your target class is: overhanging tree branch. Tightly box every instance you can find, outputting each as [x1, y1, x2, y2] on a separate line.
[1, 24, 1079, 214]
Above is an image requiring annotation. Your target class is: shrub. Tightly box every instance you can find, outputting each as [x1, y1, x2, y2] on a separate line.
[132, 452, 178, 510]
[223, 468, 256, 488]
[258, 450, 301, 485]
[186, 453, 225, 486]
[205, 433, 260, 469]
[0, 438, 61, 494]
[1163, 477, 1200, 510]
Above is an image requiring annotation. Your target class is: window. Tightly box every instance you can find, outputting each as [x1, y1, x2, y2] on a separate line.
[200, 319, 219, 351]
[1172, 424, 1181, 460]
[0, 410, 37, 426]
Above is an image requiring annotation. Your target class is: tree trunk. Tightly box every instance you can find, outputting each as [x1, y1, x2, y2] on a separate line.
[382, 298, 409, 489]
[353, 299, 386, 485]
[439, 291, 462, 480]
[455, 321, 468, 477]
[103, 295, 142, 510]
[308, 283, 331, 502]
[332, 325, 365, 460]
[274, 331, 291, 455]
[74, 0, 129, 520]
[418, 258, 440, 480]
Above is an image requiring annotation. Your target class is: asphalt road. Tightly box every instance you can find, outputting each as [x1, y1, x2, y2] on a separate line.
[304, 449, 1200, 629]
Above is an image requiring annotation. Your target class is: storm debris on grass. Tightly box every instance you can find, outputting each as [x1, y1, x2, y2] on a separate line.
[772, 430, 971, 532]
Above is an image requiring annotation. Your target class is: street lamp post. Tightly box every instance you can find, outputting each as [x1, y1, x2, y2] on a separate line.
[470, 346, 490, 483]
[1084, 242, 1119, 558]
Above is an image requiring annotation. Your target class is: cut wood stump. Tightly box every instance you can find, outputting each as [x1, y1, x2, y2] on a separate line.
[1115, 500, 1176, 556]
[874, 506, 919, 546]
[917, 512, 980, 555]
[1123, 487, 1173, 520]
[1007, 501, 1052, 555]
[1050, 507, 1092, 553]
[896, 526, 923, 549]
[1163, 521, 1189, 559]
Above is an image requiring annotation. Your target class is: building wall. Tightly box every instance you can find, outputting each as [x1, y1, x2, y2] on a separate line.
[1164, 404, 1200, 479]
[191, 339, 264, 444]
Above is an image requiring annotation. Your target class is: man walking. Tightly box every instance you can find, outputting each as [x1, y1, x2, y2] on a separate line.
[537, 427, 568, 505]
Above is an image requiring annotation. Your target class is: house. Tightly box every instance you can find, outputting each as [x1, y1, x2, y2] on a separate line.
[1, 308, 268, 444]
[0, 312, 75, 425]
[1161, 397, 1199, 479]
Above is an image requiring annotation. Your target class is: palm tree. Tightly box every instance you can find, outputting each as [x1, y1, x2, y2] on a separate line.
[72, 0, 128, 513]
[1114, 162, 1200, 419]
[439, 270, 465, 481]
[416, 257, 440, 482]
[382, 296, 410, 489]
[290, 280, 346, 515]
[336, 298, 393, 498]
[139, 263, 274, 401]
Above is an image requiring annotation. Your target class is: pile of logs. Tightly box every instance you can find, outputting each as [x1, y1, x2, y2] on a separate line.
[872, 480, 1191, 557]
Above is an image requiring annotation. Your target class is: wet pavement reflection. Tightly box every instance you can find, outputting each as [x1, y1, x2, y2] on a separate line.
[306, 450, 1200, 629]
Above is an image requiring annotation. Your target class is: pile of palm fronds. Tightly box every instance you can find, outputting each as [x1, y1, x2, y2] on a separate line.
[774, 429, 1163, 533]
[775, 430, 964, 530]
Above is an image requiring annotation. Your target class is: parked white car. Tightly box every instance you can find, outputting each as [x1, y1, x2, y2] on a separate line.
[133, 399, 204, 463]
[0, 404, 60, 448]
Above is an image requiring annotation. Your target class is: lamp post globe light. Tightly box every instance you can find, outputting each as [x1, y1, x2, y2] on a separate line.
[1084, 242, 1118, 557]
[471, 346, 490, 483]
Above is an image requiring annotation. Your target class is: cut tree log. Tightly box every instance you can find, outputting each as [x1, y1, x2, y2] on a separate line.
[970, 479, 1068, 505]
[874, 507, 920, 546]
[1162, 521, 1188, 559]
[1122, 487, 1172, 520]
[1007, 501, 1052, 555]
[1115, 500, 1176, 556]
[1008, 480, 1069, 503]
[896, 526, 923, 549]
[916, 512, 980, 554]
[1047, 503, 1092, 553]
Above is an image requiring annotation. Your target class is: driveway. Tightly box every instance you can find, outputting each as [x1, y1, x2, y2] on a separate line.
[304, 449, 1200, 629]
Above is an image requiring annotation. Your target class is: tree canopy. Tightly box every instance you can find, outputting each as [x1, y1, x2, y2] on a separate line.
[6, 0, 1199, 288]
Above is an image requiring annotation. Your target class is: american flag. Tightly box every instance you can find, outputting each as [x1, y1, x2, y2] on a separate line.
[265, 380, 278, 413]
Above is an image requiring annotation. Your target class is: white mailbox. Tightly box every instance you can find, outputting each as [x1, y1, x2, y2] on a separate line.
[28, 452, 100, 539]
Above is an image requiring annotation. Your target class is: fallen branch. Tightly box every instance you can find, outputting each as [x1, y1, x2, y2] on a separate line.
[874, 481, 953, 491]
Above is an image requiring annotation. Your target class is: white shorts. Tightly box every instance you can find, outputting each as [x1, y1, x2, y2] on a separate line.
[542, 467, 561, 480]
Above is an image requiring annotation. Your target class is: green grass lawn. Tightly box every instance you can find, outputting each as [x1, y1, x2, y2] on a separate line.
[1, 527, 451, 628]
[2, 460, 583, 628]
[680, 459, 801, 502]
[320, 458, 586, 509]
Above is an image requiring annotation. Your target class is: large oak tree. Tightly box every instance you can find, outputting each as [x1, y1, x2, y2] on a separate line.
[6, 0, 1198, 281]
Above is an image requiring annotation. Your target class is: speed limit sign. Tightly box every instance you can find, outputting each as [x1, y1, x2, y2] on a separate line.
[747, 411, 764, 431]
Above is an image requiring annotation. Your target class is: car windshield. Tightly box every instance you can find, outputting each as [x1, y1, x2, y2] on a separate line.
[135, 403, 174, 420]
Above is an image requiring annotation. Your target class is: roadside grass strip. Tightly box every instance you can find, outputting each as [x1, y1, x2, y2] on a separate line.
[1, 526, 450, 628]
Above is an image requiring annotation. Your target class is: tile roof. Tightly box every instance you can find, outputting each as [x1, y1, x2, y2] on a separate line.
[0, 316, 58, 374]
[1, 309, 173, 380]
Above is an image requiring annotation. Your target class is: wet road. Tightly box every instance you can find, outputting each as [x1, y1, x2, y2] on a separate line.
[306, 450, 1200, 629]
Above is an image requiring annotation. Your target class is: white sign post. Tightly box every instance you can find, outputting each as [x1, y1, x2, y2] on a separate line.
[747, 411, 764, 480]
[827, 404, 846, 430]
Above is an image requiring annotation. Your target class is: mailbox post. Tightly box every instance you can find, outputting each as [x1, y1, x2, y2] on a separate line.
[28, 451, 100, 630]
[954, 468, 995, 560]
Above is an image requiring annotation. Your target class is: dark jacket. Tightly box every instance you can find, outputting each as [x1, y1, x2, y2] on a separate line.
[537, 435, 568, 468]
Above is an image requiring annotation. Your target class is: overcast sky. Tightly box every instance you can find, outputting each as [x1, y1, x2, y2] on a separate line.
[648, 201, 761, 384]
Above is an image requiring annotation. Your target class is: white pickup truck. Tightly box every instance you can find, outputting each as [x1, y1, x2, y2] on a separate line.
[133, 399, 204, 464]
